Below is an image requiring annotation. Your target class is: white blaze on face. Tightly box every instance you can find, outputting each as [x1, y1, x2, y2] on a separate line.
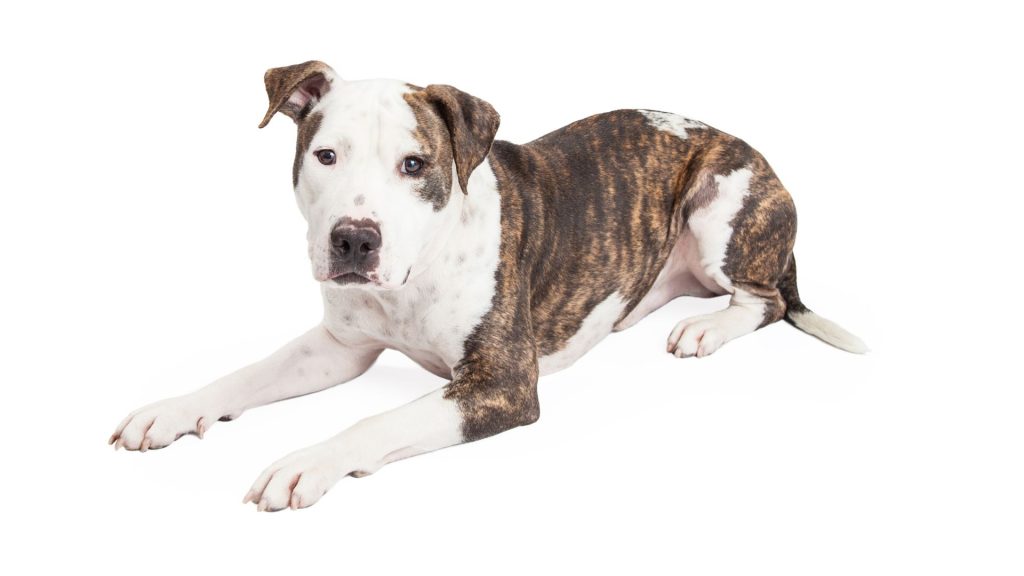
[294, 79, 459, 288]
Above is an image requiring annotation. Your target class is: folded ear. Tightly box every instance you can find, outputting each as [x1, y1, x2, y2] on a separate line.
[258, 60, 337, 128]
[424, 84, 500, 193]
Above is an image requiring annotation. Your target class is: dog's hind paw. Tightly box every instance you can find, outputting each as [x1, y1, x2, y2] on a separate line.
[666, 314, 729, 358]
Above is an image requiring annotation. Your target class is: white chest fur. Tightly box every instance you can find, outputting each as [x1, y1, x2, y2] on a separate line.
[322, 161, 503, 378]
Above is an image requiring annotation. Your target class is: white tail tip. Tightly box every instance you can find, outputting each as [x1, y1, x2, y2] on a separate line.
[788, 310, 869, 354]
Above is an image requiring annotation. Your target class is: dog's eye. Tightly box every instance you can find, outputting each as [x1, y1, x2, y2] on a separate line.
[315, 149, 336, 165]
[401, 156, 424, 175]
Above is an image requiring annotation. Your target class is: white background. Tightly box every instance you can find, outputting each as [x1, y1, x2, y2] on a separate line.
[1, 1, 1021, 574]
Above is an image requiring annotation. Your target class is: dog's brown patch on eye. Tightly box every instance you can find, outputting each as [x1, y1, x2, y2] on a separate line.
[293, 111, 323, 186]
[402, 91, 454, 211]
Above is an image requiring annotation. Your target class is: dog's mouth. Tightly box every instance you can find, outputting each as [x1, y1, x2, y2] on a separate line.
[329, 272, 372, 286]
[323, 266, 412, 290]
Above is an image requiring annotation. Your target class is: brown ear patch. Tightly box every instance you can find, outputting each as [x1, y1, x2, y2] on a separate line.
[422, 85, 500, 193]
[259, 60, 334, 129]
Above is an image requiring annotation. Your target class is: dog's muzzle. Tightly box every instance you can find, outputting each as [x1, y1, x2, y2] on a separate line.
[328, 217, 381, 285]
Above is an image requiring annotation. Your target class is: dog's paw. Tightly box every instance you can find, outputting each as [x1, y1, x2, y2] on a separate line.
[666, 314, 728, 358]
[243, 442, 367, 512]
[108, 394, 228, 451]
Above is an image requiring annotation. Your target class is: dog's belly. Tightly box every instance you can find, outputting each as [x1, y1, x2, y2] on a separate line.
[615, 229, 726, 331]
[533, 230, 725, 375]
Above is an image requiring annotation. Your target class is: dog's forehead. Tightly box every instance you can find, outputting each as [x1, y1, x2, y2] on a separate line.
[316, 79, 419, 140]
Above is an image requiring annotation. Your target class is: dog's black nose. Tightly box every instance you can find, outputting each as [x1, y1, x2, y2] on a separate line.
[331, 220, 382, 265]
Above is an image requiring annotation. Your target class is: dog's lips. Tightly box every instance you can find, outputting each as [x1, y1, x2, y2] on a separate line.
[329, 272, 372, 286]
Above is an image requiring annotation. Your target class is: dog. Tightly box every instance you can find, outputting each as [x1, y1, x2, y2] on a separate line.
[109, 60, 866, 511]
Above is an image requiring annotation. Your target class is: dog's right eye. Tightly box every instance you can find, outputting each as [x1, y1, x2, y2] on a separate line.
[315, 149, 337, 165]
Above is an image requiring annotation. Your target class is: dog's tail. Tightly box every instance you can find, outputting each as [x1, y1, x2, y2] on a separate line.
[778, 256, 868, 354]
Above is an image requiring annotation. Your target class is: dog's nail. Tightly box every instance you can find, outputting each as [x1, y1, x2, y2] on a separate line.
[115, 438, 124, 450]
[257, 499, 268, 512]
[140, 438, 151, 452]
[197, 418, 205, 440]
[290, 494, 300, 510]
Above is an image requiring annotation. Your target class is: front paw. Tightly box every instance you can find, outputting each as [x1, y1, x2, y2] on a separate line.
[108, 393, 229, 451]
[243, 442, 368, 512]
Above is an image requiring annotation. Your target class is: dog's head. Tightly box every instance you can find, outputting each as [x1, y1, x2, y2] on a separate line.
[259, 61, 500, 289]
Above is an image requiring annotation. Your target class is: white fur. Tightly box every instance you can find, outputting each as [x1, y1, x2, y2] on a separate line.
[639, 110, 706, 139]
[539, 292, 627, 375]
[244, 388, 463, 510]
[788, 310, 869, 354]
[666, 287, 766, 358]
[686, 167, 753, 292]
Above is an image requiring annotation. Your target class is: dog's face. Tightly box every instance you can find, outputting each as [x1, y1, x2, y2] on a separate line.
[259, 61, 499, 289]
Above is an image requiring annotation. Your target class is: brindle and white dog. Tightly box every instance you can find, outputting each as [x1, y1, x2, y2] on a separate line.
[109, 60, 866, 511]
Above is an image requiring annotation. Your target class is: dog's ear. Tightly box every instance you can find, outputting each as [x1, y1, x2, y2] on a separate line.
[258, 61, 337, 128]
[424, 85, 500, 193]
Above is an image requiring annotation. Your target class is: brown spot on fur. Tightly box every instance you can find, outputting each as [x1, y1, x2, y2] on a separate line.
[402, 85, 500, 207]
[353, 194, 365, 206]
[293, 111, 322, 186]
[402, 90, 455, 210]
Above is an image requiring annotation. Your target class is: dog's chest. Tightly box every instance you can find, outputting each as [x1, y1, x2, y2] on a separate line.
[322, 266, 492, 375]
[322, 162, 503, 377]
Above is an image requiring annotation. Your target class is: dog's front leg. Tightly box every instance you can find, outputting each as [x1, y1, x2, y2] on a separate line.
[109, 325, 382, 451]
[244, 354, 540, 511]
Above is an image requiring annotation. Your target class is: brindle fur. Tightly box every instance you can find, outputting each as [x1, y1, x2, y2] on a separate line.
[258, 60, 333, 129]
[416, 106, 801, 442]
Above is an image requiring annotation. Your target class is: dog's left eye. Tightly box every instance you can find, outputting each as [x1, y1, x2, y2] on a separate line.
[401, 156, 425, 175]
[315, 149, 337, 165]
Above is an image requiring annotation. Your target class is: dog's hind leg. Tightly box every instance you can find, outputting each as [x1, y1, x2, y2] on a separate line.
[666, 149, 795, 358]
